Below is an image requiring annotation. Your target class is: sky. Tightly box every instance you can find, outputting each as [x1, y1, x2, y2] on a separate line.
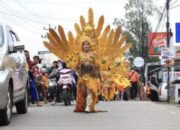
[0, 0, 179, 56]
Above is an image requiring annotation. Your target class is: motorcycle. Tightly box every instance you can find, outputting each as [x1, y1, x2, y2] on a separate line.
[58, 68, 75, 106]
[48, 78, 57, 101]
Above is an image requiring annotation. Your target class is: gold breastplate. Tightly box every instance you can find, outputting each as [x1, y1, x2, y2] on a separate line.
[79, 52, 94, 64]
[79, 52, 96, 77]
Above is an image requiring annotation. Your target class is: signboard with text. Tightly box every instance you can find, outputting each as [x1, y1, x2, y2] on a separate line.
[163, 72, 180, 82]
[160, 48, 174, 67]
[176, 23, 180, 43]
[148, 32, 167, 56]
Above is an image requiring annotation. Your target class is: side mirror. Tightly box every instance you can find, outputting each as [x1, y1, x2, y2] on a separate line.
[13, 42, 25, 52]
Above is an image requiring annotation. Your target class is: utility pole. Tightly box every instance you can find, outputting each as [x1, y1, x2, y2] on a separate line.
[41, 24, 57, 38]
[166, 0, 170, 102]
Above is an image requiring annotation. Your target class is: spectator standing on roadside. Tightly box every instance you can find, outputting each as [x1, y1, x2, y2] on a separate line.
[149, 76, 159, 101]
[24, 50, 42, 106]
[129, 68, 139, 100]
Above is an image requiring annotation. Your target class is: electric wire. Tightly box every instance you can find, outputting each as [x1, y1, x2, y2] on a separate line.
[148, 3, 166, 52]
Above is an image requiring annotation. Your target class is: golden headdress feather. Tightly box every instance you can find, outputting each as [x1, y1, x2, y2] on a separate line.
[43, 8, 132, 73]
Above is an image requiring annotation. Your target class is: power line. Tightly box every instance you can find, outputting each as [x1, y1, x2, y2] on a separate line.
[0, 1, 41, 25]
[170, 0, 179, 6]
[0, 4, 42, 34]
[45, 1, 86, 5]
[0, 0, 48, 25]
[0, 0, 80, 31]
[159, 18, 166, 32]
[14, 0, 50, 24]
[148, 3, 166, 52]
[0, 10, 78, 22]
[170, 3, 180, 9]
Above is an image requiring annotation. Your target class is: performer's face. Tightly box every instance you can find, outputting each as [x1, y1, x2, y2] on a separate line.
[82, 41, 90, 52]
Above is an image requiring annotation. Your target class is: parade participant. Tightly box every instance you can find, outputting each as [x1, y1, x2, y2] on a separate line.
[43, 8, 132, 113]
[74, 40, 100, 112]
[101, 72, 116, 101]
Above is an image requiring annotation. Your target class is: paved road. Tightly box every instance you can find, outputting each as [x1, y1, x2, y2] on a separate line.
[1, 101, 180, 130]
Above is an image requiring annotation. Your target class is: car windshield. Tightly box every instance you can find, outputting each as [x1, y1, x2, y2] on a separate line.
[0, 25, 4, 47]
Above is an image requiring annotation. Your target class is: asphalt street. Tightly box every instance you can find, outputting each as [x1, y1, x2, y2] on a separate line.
[1, 101, 180, 130]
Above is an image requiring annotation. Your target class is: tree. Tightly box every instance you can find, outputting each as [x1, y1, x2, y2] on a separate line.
[113, 0, 159, 62]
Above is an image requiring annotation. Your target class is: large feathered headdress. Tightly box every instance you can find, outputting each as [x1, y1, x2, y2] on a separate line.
[43, 8, 132, 72]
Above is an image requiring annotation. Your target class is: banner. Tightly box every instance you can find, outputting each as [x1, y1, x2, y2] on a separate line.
[160, 48, 174, 67]
[176, 23, 180, 43]
[163, 72, 180, 82]
[148, 32, 167, 56]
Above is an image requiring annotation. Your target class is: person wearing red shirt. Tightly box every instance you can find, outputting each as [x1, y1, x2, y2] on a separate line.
[24, 50, 42, 106]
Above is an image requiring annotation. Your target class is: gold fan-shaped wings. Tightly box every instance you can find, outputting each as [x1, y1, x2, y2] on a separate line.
[43, 8, 132, 72]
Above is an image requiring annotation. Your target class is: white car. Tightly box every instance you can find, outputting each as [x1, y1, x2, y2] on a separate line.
[0, 23, 28, 125]
[158, 83, 167, 101]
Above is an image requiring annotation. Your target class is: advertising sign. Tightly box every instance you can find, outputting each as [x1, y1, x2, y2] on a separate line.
[176, 23, 180, 43]
[133, 57, 144, 68]
[160, 48, 174, 67]
[148, 32, 167, 56]
[163, 71, 180, 82]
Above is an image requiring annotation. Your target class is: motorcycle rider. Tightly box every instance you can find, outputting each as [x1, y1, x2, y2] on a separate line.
[48, 61, 59, 101]
[48, 61, 59, 78]
[51, 63, 76, 105]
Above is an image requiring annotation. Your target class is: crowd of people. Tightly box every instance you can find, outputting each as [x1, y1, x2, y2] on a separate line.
[24, 47, 159, 110]
[98, 68, 160, 102]
[24, 50, 78, 107]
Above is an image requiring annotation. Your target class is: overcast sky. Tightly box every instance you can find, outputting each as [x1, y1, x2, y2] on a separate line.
[0, 0, 179, 55]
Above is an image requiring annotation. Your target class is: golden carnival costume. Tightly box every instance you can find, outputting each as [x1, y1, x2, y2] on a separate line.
[43, 8, 131, 112]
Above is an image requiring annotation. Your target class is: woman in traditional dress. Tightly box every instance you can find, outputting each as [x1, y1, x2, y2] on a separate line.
[74, 40, 100, 113]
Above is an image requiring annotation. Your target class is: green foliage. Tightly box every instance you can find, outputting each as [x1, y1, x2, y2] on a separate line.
[122, 31, 138, 58]
[147, 57, 160, 63]
[113, 0, 159, 63]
